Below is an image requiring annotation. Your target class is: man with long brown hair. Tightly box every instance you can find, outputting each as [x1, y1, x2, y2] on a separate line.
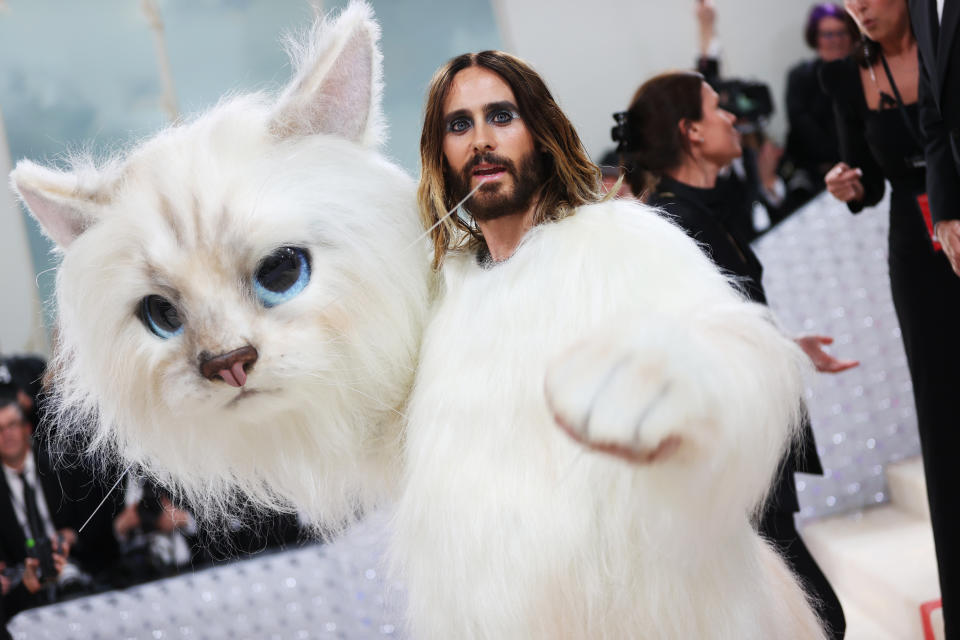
[417, 50, 606, 267]
[398, 50, 827, 638]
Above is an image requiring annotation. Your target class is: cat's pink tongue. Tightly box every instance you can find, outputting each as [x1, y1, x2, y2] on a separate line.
[218, 361, 248, 387]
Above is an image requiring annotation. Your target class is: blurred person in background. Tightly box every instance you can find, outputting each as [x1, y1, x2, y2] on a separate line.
[694, 0, 820, 239]
[111, 477, 205, 584]
[822, 0, 960, 634]
[0, 355, 45, 432]
[0, 355, 124, 591]
[1, 546, 66, 635]
[0, 382, 71, 621]
[616, 70, 858, 639]
[785, 4, 859, 185]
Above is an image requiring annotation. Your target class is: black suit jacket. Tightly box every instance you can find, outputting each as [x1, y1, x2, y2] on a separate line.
[785, 58, 841, 178]
[0, 439, 122, 574]
[910, 0, 960, 223]
[0, 447, 78, 619]
[0, 451, 76, 568]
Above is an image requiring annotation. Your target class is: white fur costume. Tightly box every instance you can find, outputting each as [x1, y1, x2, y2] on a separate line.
[10, 3, 825, 638]
[397, 201, 823, 638]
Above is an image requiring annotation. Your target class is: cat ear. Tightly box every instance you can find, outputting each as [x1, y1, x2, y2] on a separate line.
[270, 1, 385, 146]
[9, 160, 109, 250]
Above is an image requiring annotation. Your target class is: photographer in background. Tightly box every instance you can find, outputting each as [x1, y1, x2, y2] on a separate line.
[694, 0, 820, 239]
[111, 476, 208, 585]
[0, 354, 125, 591]
[0, 355, 45, 432]
[0, 380, 70, 622]
[785, 4, 858, 186]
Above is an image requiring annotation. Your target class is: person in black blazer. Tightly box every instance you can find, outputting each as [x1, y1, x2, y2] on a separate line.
[910, 0, 960, 275]
[785, 4, 859, 183]
[0, 357, 123, 585]
[617, 70, 859, 640]
[0, 388, 71, 619]
[825, 3, 960, 635]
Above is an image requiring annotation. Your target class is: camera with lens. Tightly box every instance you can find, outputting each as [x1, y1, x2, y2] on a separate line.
[25, 533, 59, 585]
[714, 79, 774, 133]
[610, 111, 630, 152]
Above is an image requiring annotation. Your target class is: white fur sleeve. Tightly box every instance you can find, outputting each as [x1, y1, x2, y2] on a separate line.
[544, 200, 809, 518]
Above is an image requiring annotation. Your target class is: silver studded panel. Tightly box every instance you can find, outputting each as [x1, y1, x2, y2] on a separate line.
[754, 191, 920, 523]
[7, 513, 406, 640]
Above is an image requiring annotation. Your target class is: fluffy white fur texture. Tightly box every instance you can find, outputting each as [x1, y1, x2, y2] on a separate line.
[11, 2, 824, 637]
[10, 2, 429, 527]
[396, 199, 823, 638]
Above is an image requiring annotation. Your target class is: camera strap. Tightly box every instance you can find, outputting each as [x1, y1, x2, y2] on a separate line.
[878, 51, 942, 250]
[878, 51, 925, 148]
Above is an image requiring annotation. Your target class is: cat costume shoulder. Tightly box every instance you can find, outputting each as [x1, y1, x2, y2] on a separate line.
[11, 3, 826, 638]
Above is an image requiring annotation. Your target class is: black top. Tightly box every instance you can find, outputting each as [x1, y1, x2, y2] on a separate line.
[647, 175, 767, 304]
[820, 56, 936, 261]
[820, 58, 926, 209]
[785, 58, 841, 178]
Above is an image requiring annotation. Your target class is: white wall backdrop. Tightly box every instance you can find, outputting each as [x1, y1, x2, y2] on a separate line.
[0, 107, 47, 355]
[493, 0, 815, 162]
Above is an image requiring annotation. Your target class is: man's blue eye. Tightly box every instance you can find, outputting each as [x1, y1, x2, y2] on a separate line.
[253, 247, 311, 308]
[490, 110, 517, 124]
[448, 118, 471, 133]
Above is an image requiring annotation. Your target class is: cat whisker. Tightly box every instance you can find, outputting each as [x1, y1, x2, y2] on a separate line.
[298, 370, 390, 391]
[402, 182, 482, 254]
[78, 462, 135, 534]
[298, 373, 407, 419]
[34, 265, 59, 288]
[341, 385, 407, 419]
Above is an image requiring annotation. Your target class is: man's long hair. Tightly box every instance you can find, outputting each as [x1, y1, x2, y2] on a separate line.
[418, 51, 605, 269]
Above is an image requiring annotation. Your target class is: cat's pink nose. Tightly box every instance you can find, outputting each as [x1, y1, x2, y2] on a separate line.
[199, 346, 258, 387]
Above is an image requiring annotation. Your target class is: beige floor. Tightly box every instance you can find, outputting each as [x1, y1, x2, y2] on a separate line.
[801, 457, 943, 640]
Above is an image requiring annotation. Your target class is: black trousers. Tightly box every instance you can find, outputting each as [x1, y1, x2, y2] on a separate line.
[888, 196, 960, 639]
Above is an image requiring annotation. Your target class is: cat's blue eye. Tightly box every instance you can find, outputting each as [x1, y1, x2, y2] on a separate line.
[253, 246, 311, 308]
[139, 295, 184, 339]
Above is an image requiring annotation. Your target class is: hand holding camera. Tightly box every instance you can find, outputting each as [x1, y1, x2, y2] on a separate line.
[23, 531, 68, 590]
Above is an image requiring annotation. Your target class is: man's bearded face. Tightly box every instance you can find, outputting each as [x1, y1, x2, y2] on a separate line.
[440, 66, 544, 222]
[446, 150, 544, 221]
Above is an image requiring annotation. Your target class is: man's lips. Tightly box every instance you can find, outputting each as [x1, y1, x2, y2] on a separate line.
[472, 164, 507, 181]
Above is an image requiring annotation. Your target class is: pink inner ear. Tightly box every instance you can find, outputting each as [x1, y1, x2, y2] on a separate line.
[17, 182, 90, 249]
[272, 18, 376, 143]
[312, 29, 372, 140]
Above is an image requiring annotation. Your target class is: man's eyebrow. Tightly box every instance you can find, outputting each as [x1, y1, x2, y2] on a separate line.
[443, 101, 520, 125]
[483, 100, 519, 116]
[443, 108, 470, 125]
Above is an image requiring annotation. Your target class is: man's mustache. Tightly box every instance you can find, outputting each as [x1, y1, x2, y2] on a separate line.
[462, 153, 517, 177]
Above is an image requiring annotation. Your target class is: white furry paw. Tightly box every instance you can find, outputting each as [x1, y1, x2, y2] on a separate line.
[545, 331, 710, 463]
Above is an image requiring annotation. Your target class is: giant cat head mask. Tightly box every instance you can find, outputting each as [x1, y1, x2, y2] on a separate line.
[9, 2, 430, 529]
